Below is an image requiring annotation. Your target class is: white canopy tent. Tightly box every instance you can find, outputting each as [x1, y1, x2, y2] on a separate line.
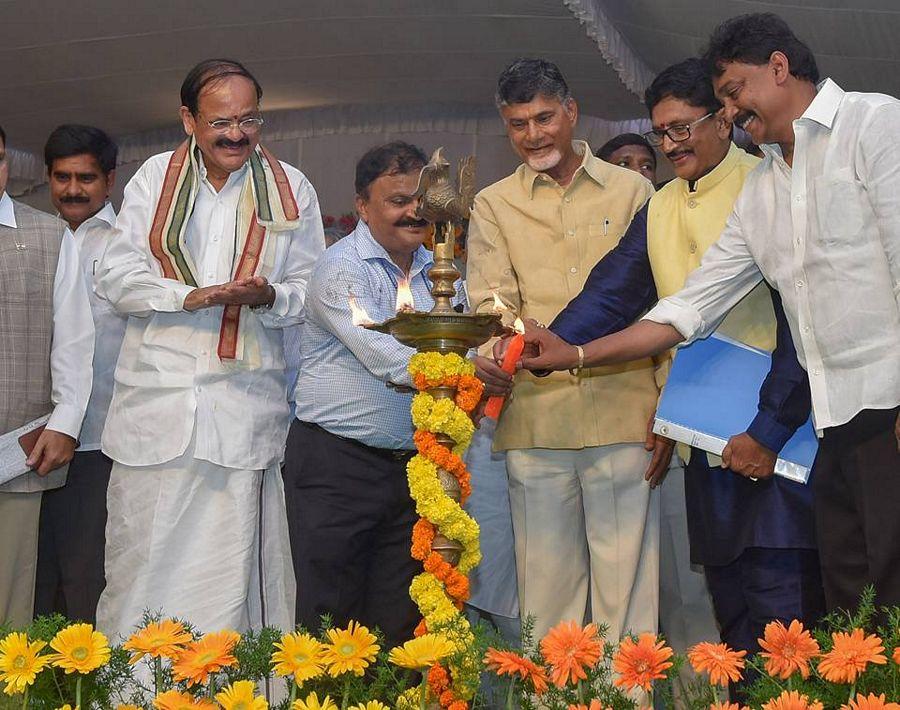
[4, 0, 899, 214]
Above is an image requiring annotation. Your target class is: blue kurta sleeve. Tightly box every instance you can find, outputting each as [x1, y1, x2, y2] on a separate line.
[549, 203, 657, 345]
[746, 287, 812, 453]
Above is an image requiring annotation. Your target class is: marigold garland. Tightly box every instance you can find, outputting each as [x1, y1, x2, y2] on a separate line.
[406, 351, 486, 708]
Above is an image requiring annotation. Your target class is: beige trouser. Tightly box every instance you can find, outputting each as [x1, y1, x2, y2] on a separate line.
[0, 492, 42, 626]
[658, 461, 718, 654]
[507, 443, 659, 642]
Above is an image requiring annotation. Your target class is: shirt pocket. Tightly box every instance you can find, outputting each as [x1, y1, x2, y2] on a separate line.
[813, 167, 868, 246]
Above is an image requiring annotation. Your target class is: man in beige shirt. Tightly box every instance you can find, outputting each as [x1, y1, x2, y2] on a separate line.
[467, 59, 663, 641]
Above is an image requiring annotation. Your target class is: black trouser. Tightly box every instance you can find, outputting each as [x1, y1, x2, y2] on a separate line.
[813, 406, 900, 613]
[34, 450, 112, 623]
[282, 420, 419, 649]
[705, 547, 825, 702]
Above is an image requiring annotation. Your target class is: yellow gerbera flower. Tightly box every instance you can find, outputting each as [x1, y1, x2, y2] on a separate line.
[171, 630, 240, 686]
[56, 705, 74, 710]
[0, 632, 51, 695]
[154, 689, 217, 710]
[271, 632, 324, 683]
[388, 634, 454, 670]
[291, 692, 338, 710]
[321, 622, 379, 677]
[124, 619, 193, 664]
[215, 680, 268, 710]
[348, 702, 389, 710]
[49, 624, 111, 674]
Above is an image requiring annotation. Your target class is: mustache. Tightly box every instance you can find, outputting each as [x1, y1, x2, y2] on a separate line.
[59, 195, 91, 204]
[394, 218, 428, 228]
[215, 137, 250, 149]
[665, 148, 692, 160]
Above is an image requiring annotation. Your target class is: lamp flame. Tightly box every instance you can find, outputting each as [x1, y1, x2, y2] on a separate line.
[395, 278, 416, 313]
[513, 317, 525, 335]
[348, 291, 374, 326]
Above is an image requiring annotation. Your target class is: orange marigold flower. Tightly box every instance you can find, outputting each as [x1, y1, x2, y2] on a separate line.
[762, 690, 823, 710]
[841, 693, 900, 710]
[171, 630, 240, 686]
[428, 663, 450, 695]
[612, 633, 674, 691]
[483, 648, 548, 695]
[758, 620, 820, 680]
[447, 702, 467, 710]
[687, 642, 746, 687]
[540, 621, 604, 687]
[818, 629, 886, 684]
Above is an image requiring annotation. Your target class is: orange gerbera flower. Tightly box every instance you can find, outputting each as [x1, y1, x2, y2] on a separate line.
[612, 633, 674, 691]
[567, 701, 604, 710]
[710, 703, 749, 710]
[893, 647, 900, 666]
[483, 648, 549, 695]
[762, 690, 824, 710]
[124, 619, 193, 664]
[153, 690, 216, 710]
[539, 621, 603, 687]
[171, 630, 240, 686]
[687, 642, 746, 686]
[818, 629, 887, 683]
[841, 693, 900, 710]
[758, 620, 820, 680]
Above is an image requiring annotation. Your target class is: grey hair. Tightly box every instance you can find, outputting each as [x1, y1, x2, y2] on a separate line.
[494, 58, 572, 109]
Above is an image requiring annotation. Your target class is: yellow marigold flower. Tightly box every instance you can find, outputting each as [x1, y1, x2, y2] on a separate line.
[291, 691, 338, 710]
[49, 623, 111, 674]
[0, 632, 51, 695]
[124, 619, 193, 665]
[388, 634, 454, 670]
[172, 630, 240, 686]
[348, 702, 389, 710]
[215, 680, 268, 710]
[271, 632, 324, 683]
[321, 622, 379, 677]
[818, 629, 887, 684]
[154, 689, 216, 710]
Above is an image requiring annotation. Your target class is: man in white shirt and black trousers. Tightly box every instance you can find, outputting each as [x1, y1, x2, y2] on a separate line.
[35, 125, 127, 624]
[519, 13, 900, 613]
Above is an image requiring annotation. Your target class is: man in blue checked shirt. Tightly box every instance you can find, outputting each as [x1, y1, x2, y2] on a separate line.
[283, 141, 508, 647]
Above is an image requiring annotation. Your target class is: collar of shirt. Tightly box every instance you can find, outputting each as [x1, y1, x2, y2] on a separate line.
[684, 142, 746, 197]
[760, 78, 844, 163]
[66, 201, 116, 236]
[0, 191, 16, 228]
[521, 140, 606, 197]
[351, 219, 433, 279]
[198, 153, 249, 192]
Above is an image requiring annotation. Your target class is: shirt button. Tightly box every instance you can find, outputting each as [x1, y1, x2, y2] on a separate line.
[687, 199, 697, 209]
[570, 267, 578, 274]
[813, 368, 821, 376]
[795, 195, 803, 202]
[688, 240, 698, 254]
[795, 279, 804, 288]
[564, 197, 572, 204]
[803, 326, 810, 333]
[567, 229, 575, 236]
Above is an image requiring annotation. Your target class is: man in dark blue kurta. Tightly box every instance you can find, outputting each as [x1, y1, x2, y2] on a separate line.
[547, 60, 824, 695]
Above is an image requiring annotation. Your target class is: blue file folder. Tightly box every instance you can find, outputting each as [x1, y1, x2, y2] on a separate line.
[652, 333, 818, 483]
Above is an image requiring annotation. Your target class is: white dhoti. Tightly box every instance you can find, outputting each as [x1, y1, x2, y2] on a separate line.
[97, 439, 295, 642]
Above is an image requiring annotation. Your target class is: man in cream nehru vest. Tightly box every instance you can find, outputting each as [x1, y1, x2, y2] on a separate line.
[0, 124, 94, 624]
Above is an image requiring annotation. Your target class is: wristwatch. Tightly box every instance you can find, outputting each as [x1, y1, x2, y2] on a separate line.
[250, 285, 276, 311]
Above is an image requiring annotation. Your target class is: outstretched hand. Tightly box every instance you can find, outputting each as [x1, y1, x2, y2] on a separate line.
[518, 320, 579, 372]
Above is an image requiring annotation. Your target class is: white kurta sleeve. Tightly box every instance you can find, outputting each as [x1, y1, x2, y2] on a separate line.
[257, 171, 325, 328]
[95, 157, 195, 316]
[47, 229, 95, 439]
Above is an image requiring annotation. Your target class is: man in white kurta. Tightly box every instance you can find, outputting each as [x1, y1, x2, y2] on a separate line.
[94, 60, 324, 640]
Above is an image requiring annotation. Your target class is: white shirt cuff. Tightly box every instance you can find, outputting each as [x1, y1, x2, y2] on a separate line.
[46, 403, 86, 441]
[643, 298, 705, 343]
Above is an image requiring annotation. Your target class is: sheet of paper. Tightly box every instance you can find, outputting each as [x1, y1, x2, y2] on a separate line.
[0, 414, 51, 485]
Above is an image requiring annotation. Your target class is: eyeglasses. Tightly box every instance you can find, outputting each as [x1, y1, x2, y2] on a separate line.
[642, 112, 714, 147]
[204, 116, 265, 134]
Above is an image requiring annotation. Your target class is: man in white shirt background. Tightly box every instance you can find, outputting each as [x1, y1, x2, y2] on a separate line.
[520, 13, 900, 613]
[0, 124, 94, 625]
[94, 59, 325, 640]
[34, 125, 127, 624]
